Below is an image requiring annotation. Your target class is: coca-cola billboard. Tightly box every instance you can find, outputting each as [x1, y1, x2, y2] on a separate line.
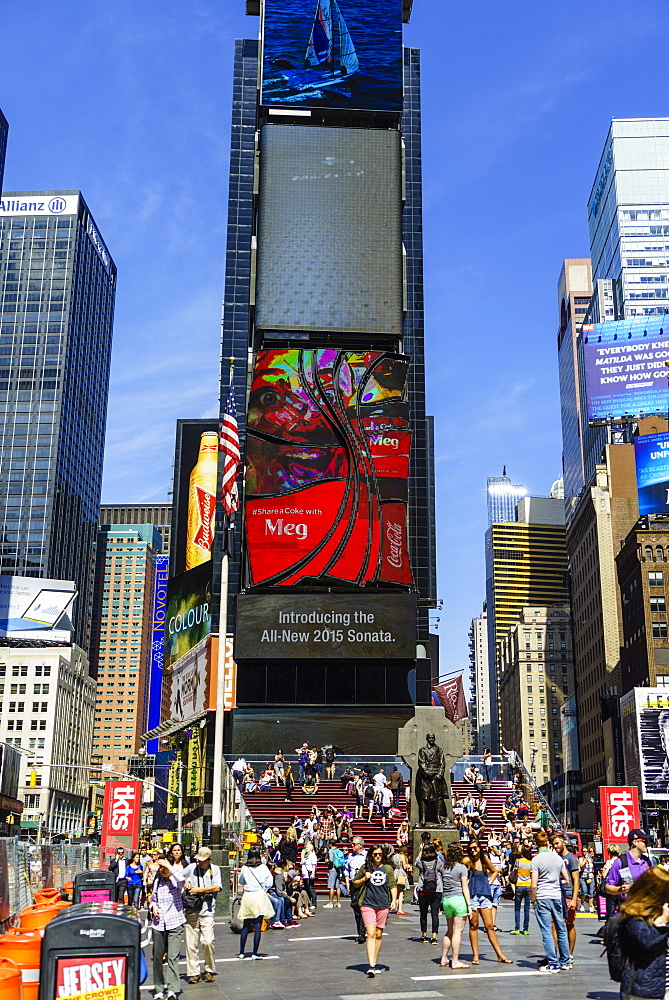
[600, 786, 641, 845]
[100, 781, 142, 854]
[244, 349, 413, 588]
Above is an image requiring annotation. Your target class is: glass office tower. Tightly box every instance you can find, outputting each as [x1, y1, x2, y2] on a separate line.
[0, 110, 8, 195]
[486, 474, 526, 526]
[0, 192, 116, 645]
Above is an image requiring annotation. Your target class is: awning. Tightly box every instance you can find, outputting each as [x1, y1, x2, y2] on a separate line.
[0, 794, 23, 814]
[143, 710, 209, 743]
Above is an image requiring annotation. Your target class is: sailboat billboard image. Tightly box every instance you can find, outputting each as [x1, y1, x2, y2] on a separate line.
[261, 0, 403, 113]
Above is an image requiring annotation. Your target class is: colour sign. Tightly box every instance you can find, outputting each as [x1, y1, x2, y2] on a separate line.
[261, 0, 403, 113]
[235, 592, 416, 659]
[600, 786, 640, 845]
[164, 562, 212, 670]
[245, 349, 412, 587]
[634, 432, 669, 515]
[583, 315, 669, 421]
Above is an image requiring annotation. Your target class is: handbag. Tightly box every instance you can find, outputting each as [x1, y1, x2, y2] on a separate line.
[230, 897, 243, 934]
[182, 868, 205, 913]
[501, 884, 515, 900]
[508, 865, 519, 886]
[395, 869, 407, 888]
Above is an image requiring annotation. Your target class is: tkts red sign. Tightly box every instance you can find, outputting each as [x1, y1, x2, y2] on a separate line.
[100, 782, 142, 853]
[600, 786, 640, 844]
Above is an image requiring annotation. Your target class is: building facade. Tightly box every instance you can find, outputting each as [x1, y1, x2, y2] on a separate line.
[0, 110, 7, 195]
[0, 192, 116, 645]
[100, 504, 171, 555]
[0, 644, 95, 838]
[487, 474, 526, 526]
[468, 604, 491, 752]
[499, 604, 574, 787]
[88, 524, 161, 773]
[617, 515, 669, 692]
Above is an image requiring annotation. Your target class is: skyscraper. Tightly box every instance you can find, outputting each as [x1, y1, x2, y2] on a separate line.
[100, 503, 171, 555]
[0, 192, 116, 644]
[556, 258, 593, 502]
[468, 603, 490, 752]
[486, 473, 526, 526]
[216, 1, 435, 752]
[0, 110, 8, 195]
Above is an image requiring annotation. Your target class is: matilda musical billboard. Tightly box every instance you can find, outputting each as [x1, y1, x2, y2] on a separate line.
[244, 349, 413, 588]
[583, 315, 669, 422]
[261, 0, 403, 113]
[634, 431, 669, 516]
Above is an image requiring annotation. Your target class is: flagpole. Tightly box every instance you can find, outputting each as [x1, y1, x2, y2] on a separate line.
[211, 358, 236, 847]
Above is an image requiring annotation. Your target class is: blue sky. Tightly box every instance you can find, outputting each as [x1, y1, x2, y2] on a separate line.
[0, 0, 666, 676]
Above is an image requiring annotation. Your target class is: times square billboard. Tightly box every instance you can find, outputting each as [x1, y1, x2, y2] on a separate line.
[583, 315, 669, 422]
[260, 0, 403, 113]
[621, 687, 669, 800]
[244, 349, 413, 589]
[634, 432, 669, 516]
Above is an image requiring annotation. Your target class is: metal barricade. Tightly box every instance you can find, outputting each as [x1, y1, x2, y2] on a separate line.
[0, 840, 94, 933]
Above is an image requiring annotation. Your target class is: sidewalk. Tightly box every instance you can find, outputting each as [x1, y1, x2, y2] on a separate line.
[141, 899, 615, 1000]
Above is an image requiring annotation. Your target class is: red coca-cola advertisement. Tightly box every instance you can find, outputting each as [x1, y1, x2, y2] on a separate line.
[244, 349, 413, 588]
[100, 781, 142, 857]
[600, 786, 641, 845]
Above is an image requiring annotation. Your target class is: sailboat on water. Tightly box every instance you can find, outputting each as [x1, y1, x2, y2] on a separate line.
[264, 0, 360, 101]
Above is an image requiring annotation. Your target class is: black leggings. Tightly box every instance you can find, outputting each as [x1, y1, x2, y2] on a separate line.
[239, 916, 263, 955]
[418, 891, 441, 934]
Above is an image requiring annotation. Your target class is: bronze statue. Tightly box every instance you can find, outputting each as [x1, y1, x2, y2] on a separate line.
[416, 732, 450, 826]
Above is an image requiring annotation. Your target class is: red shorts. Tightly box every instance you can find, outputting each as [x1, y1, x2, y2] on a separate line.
[360, 905, 389, 929]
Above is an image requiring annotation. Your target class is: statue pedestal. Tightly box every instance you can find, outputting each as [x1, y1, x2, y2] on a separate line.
[412, 824, 460, 861]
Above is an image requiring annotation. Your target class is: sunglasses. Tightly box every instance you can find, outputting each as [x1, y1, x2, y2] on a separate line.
[371, 852, 383, 857]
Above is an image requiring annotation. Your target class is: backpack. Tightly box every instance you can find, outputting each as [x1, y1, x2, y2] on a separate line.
[422, 860, 438, 894]
[602, 913, 630, 984]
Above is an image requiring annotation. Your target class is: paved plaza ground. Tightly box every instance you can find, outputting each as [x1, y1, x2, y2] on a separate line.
[141, 902, 617, 1000]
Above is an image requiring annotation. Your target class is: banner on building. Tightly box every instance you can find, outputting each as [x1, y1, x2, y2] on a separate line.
[244, 349, 412, 588]
[261, 0, 403, 114]
[171, 419, 220, 577]
[100, 781, 142, 854]
[147, 554, 169, 754]
[168, 634, 217, 721]
[432, 676, 468, 723]
[0, 575, 76, 641]
[223, 634, 237, 710]
[583, 316, 669, 422]
[620, 687, 669, 799]
[634, 432, 669, 515]
[600, 786, 641, 845]
[164, 562, 212, 670]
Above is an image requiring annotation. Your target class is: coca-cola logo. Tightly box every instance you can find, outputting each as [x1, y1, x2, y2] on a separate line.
[386, 522, 403, 568]
[193, 486, 215, 551]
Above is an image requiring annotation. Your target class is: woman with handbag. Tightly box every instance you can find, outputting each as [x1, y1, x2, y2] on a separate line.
[619, 865, 669, 1000]
[237, 847, 275, 960]
[391, 846, 411, 915]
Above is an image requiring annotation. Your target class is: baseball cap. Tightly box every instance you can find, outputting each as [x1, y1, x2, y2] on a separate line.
[195, 846, 212, 861]
[627, 829, 648, 845]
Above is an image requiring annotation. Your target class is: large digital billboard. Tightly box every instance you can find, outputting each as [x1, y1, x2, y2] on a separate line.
[621, 687, 669, 800]
[255, 126, 403, 337]
[147, 554, 169, 753]
[634, 432, 669, 515]
[170, 419, 219, 577]
[236, 593, 416, 659]
[583, 315, 669, 421]
[164, 562, 212, 671]
[0, 575, 76, 642]
[244, 349, 413, 587]
[261, 0, 403, 113]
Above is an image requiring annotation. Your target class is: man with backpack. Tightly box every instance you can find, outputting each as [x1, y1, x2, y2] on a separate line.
[606, 828, 652, 898]
[324, 839, 345, 908]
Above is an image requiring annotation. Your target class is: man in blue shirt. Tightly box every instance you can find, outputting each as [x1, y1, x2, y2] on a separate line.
[606, 828, 652, 898]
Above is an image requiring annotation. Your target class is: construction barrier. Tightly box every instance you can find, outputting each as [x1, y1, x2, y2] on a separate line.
[0, 958, 22, 1000]
[0, 929, 41, 1000]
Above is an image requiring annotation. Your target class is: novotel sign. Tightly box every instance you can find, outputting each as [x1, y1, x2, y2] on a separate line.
[0, 194, 80, 217]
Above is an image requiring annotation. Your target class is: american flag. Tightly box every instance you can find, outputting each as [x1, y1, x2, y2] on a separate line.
[220, 381, 240, 517]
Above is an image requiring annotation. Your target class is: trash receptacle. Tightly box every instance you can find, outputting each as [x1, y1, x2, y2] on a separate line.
[73, 871, 117, 905]
[38, 903, 140, 1000]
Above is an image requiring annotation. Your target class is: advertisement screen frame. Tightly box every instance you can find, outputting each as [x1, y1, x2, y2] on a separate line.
[583, 316, 669, 422]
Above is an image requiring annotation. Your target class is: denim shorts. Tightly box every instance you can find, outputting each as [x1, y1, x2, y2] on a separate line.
[470, 894, 493, 909]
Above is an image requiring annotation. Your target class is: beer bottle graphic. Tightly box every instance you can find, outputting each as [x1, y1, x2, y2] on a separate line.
[185, 431, 218, 570]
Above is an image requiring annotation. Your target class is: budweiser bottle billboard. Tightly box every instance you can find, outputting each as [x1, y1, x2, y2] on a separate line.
[186, 431, 218, 570]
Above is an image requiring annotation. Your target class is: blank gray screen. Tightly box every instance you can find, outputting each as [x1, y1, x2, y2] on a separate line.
[255, 125, 403, 336]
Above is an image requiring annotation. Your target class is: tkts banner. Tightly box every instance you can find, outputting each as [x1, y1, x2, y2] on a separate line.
[245, 349, 413, 587]
[600, 786, 640, 845]
[100, 781, 142, 855]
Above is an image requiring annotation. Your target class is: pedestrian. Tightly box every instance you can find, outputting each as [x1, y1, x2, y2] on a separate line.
[143, 849, 162, 906]
[295, 743, 309, 784]
[320, 804, 337, 844]
[231, 756, 246, 788]
[465, 840, 512, 964]
[352, 843, 398, 977]
[509, 839, 533, 935]
[323, 744, 337, 780]
[274, 749, 285, 785]
[396, 819, 409, 848]
[126, 852, 144, 909]
[324, 839, 345, 907]
[600, 844, 621, 921]
[415, 842, 444, 945]
[364, 779, 376, 822]
[388, 766, 404, 808]
[301, 839, 318, 910]
[482, 747, 493, 782]
[353, 774, 366, 819]
[619, 865, 669, 999]
[344, 836, 368, 943]
[530, 829, 571, 974]
[579, 847, 596, 912]
[182, 846, 222, 984]
[279, 827, 299, 864]
[109, 846, 129, 903]
[237, 847, 275, 960]
[391, 846, 410, 915]
[284, 864, 312, 919]
[439, 841, 472, 969]
[606, 828, 652, 900]
[149, 855, 186, 1000]
[166, 843, 186, 873]
[380, 784, 394, 830]
[269, 861, 300, 927]
[283, 763, 295, 802]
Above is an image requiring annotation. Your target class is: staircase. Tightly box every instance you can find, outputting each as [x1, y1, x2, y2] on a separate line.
[239, 778, 408, 894]
[450, 779, 513, 850]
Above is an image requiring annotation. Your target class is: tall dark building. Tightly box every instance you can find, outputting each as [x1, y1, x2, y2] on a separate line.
[216, 1, 436, 752]
[0, 110, 8, 195]
[0, 192, 116, 645]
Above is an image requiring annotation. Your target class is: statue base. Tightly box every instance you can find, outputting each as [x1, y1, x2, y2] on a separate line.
[411, 823, 460, 862]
